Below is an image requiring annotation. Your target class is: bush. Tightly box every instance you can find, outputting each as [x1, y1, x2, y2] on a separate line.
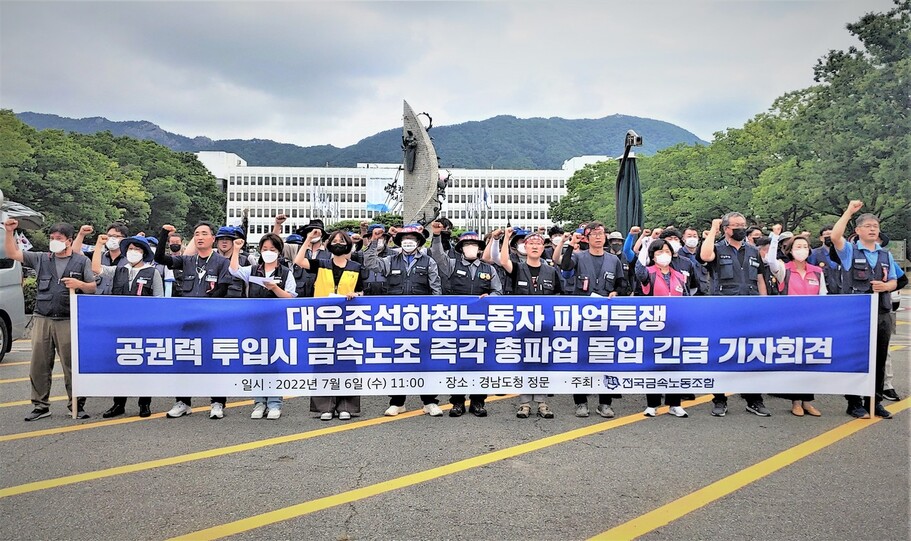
[22, 276, 36, 314]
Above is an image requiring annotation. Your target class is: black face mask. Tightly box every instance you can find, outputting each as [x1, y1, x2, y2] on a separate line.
[823, 238, 833, 247]
[609, 242, 623, 253]
[328, 243, 349, 256]
[579, 242, 590, 251]
[169, 243, 182, 252]
[730, 228, 747, 242]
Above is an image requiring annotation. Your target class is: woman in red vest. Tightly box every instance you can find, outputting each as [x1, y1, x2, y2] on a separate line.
[765, 226, 827, 417]
[635, 238, 690, 418]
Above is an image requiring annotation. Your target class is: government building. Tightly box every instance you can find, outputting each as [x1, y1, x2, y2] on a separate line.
[196, 151, 610, 243]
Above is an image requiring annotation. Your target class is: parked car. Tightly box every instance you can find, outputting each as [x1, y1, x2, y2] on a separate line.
[0, 189, 42, 362]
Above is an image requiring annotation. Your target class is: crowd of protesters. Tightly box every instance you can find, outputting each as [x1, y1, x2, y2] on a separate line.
[3, 198, 905, 423]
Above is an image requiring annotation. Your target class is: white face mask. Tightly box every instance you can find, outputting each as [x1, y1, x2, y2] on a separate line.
[516, 244, 527, 256]
[106, 237, 122, 251]
[462, 245, 479, 260]
[126, 250, 144, 264]
[655, 253, 673, 267]
[791, 248, 809, 262]
[668, 240, 681, 253]
[49, 239, 67, 254]
[684, 237, 699, 249]
[261, 250, 279, 264]
[376, 240, 385, 251]
[400, 239, 418, 253]
[551, 236, 562, 244]
[310, 235, 321, 245]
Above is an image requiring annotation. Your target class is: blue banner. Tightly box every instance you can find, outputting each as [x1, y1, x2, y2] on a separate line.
[72, 294, 876, 397]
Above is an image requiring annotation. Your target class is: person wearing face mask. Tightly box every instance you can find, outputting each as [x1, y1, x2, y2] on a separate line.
[500, 228, 562, 419]
[294, 229, 367, 421]
[291, 219, 331, 298]
[701, 212, 770, 418]
[559, 221, 626, 419]
[635, 237, 691, 418]
[429, 222, 502, 417]
[364, 224, 444, 417]
[650, 228, 699, 296]
[73, 223, 130, 296]
[91, 234, 163, 418]
[227, 234, 297, 420]
[162, 232, 185, 297]
[679, 227, 711, 295]
[155, 221, 234, 419]
[361, 224, 393, 295]
[746, 226, 763, 246]
[763, 227, 825, 418]
[543, 225, 564, 260]
[4, 219, 96, 421]
[807, 224, 846, 295]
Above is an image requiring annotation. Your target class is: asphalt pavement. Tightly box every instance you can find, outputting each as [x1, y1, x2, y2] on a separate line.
[0, 300, 908, 541]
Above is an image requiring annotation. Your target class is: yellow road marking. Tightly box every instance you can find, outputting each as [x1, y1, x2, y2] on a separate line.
[889, 345, 906, 351]
[167, 395, 715, 541]
[0, 361, 31, 367]
[0, 395, 517, 497]
[0, 374, 62, 384]
[0, 396, 67, 408]
[589, 398, 911, 541]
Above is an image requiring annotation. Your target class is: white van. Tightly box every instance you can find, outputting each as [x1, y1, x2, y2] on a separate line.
[0, 189, 34, 362]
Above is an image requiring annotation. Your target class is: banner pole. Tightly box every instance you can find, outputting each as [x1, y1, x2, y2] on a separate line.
[70, 290, 79, 420]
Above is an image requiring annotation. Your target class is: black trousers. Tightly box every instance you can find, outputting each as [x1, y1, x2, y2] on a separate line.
[846, 311, 892, 406]
[176, 397, 226, 406]
[713, 393, 762, 404]
[389, 395, 439, 407]
[450, 394, 486, 405]
[646, 394, 681, 408]
[783, 394, 815, 402]
[113, 396, 151, 407]
[573, 394, 614, 405]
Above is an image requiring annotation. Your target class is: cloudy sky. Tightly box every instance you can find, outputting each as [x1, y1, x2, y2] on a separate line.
[0, 0, 895, 147]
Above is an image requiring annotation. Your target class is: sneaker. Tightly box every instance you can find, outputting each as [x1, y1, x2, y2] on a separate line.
[711, 401, 727, 417]
[469, 401, 488, 417]
[575, 403, 590, 418]
[846, 404, 870, 419]
[24, 408, 51, 422]
[384, 405, 406, 416]
[449, 403, 465, 417]
[209, 402, 225, 419]
[882, 389, 900, 401]
[338, 411, 351, 420]
[251, 403, 267, 419]
[596, 404, 615, 418]
[537, 404, 554, 419]
[320, 412, 333, 421]
[669, 406, 689, 418]
[266, 407, 281, 420]
[516, 404, 531, 418]
[67, 406, 90, 419]
[166, 401, 191, 418]
[873, 403, 893, 419]
[643, 407, 657, 417]
[746, 401, 772, 417]
[423, 403, 443, 417]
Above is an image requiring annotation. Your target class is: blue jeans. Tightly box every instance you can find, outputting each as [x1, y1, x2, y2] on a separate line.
[256, 397, 283, 409]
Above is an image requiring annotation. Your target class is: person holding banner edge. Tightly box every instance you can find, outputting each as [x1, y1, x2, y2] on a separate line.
[154, 222, 233, 419]
[4, 218, 96, 421]
[831, 200, 898, 420]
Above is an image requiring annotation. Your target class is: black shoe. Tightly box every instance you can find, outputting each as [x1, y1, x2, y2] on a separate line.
[469, 401, 488, 417]
[449, 403, 465, 417]
[67, 406, 90, 419]
[138, 404, 152, 418]
[882, 389, 900, 401]
[681, 394, 696, 401]
[873, 403, 893, 419]
[102, 404, 126, 418]
[846, 403, 870, 419]
[24, 408, 51, 422]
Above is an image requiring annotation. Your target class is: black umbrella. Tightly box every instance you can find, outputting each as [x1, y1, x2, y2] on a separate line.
[615, 130, 644, 235]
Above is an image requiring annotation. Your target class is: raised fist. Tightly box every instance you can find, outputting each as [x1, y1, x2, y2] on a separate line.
[96, 234, 109, 246]
[162, 224, 176, 234]
[371, 228, 385, 240]
[430, 221, 443, 235]
[79, 225, 94, 236]
[3, 218, 18, 232]
[274, 214, 288, 225]
[629, 226, 641, 235]
[711, 219, 723, 230]
[847, 200, 863, 214]
[234, 238, 245, 249]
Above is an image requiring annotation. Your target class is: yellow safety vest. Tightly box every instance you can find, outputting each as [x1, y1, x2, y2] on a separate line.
[313, 265, 360, 297]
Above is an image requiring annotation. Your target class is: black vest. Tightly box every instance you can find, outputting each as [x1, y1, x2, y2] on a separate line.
[446, 260, 494, 296]
[111, 266, 158, 296]
[386, 253, 433, 295]
[293, 249, 331, 298]
[568, 250, 623, 296]
[247, 264, 291, 298]
[511, 262, 560, 295]
[847, 248, 892, 313]
[35, 253, 88, 318]
[711, 241, 761, 296]
[178, 253, 229, 297]
[96, 251, 127, 295]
